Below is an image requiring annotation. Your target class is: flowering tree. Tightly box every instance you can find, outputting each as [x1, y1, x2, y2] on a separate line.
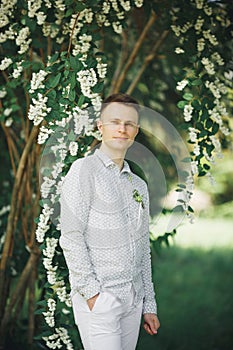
[0, 0, 232, 349]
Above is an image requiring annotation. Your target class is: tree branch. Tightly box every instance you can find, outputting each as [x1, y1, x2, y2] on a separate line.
[126, 29, 169, 95]
[0, 125, 39, 318]
[112, 11, 157, 93]
[109, 31, 129, 94]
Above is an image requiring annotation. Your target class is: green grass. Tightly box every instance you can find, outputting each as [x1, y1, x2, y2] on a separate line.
[137, 218, 233, 350]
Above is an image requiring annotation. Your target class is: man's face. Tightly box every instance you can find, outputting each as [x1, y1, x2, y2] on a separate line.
[98, 102, 139, 152]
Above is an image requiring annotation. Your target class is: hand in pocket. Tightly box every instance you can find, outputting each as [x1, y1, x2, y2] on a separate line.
[87, 293, 100, 311]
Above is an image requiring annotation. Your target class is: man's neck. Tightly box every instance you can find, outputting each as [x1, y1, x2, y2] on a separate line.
[99, 143, 125, 170]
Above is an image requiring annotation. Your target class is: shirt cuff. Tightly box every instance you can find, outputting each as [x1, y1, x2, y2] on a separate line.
[142, 299, 157, 315]
[74, 280, 101, 301]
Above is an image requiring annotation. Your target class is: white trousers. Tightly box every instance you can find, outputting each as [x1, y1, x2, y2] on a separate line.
[72, 287, 143, 350]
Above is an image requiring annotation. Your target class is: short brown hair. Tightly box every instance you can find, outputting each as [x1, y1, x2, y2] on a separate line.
[101, 93, 140, 116]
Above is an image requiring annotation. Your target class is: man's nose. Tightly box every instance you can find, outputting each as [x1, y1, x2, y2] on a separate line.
[118, 122, 126, 131]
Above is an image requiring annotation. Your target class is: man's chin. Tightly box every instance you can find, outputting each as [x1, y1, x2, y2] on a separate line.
[105, 139, 133, 150]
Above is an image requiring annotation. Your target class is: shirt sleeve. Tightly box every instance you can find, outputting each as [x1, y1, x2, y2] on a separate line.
[59, 160, 101, 300]
[141, 187, 158, 315]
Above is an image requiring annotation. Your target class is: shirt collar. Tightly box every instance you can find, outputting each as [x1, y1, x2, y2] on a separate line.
[94, 148, 131, 174]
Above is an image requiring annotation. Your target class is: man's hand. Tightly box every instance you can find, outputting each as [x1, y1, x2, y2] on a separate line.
[143, 313, 160, 335]
[87, 293, 100, 311]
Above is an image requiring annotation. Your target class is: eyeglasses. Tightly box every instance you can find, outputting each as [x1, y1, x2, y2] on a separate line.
[101, 119, 139, 131]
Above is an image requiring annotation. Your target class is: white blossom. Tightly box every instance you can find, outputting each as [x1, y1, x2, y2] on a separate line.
[180, 22, 192, 34]
[211, 52, 224, 66]
[43, 238, 58, 259]
[37, 11, 47, 25]
[102, 1, 111, 13]
[12, 60, 24, 78]
[4, 108, 12, 117]
[224, 70, 233, 81]
[203, 30, 218, 46]
[112, 21, 123, 34]
[195, 0, 204, 10]
[28, 93, 51, 125]
[0, 88, 7, 98]
[203, 150, 215, 164]
[41, 177, 56, 198]
[201, 57, 215, 75]
[176, 79, 188, 91]
[175, 47, 184, 54]
[197, 38, 205, 52]
[42, 311, 55, 327]
[35, 204, 54, 242]
[203, 5, 212, 16]
[29, 70, 48, 94]
[119, 0, 130, 11]
[55, 0, 66, 11]
[0, 0, 17, 28]
[0, 205, 10, 217]
[193, 144, 200, 156]
[28, 0, 42, 18]
[194, 17, 204, 33]
[38, 126, 54, 145]
[171, 25, 181, 37]
[134, 0, 143, 7]
[16, 27, 32, 54]
[5, 117, 13, 127]
[97, 59, 108, 78]
[77, 68, 98, 98]
[184, 104, 194, 122]
[188, 127, 198, 142]
[191, 161, 198, 175]
[72, 34, 92, 56]
[209, 135, 222, 155]
[51, 162, 64, 180]
[69, 141, 78, 156]
[91, 94, 102, 112]
[46, 266, 58, 285]
[0, 57, 13, 70]
[220, 125, 230, 136]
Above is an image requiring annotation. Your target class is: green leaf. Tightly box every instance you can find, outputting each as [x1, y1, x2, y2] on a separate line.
[48, 73, 61, 88]
[92, 82, 104, 93]
[191, 79, 202, 86]
[206, 118, 213, 129]
[188, 206, 194, 213]
[68, 89, 76, 102]
[191, 99, 201, 110]
[70, 72, 76, 89]
[36, 300, 47, 307]
[203, 163, 210, 170]
[183, 93, 193, 101]
[177, 100, 187, 109]
[34, 309, 45, 315]
[198, 171, 207, 177]
[78, 94, 85, 107]
[212, 123, 219, 134]
[70, 56, 82, 72]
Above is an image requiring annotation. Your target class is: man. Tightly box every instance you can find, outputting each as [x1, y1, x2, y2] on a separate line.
[60, 93, 160, 350]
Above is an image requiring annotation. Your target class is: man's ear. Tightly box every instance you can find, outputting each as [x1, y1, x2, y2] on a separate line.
[97, 119, 102, 133]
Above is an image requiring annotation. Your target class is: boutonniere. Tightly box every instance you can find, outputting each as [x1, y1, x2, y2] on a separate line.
[133, 189, 145, 209]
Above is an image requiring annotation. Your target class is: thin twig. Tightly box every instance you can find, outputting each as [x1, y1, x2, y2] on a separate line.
[67, 13, 80, 55]
[0, 125, 39, 318]
[112, 11, 157, 93]
[109, 31, 129, 94]
[126, 30, 169, 95]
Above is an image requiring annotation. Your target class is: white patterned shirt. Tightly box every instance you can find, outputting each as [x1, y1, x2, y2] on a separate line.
[59, 148, 157, 314]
